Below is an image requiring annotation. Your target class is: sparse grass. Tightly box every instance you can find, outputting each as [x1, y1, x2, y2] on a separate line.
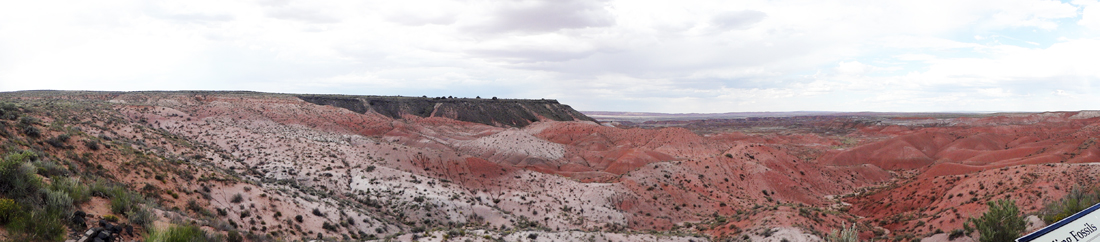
[129, 204, 157, 228]
[43, 188, 74, 218]
[50, 176, 91, 203]
[145, 224, 214, 242]
[827, 223, 858, 242]
[7, 210, 66, 242]
[109, 185, 142, 215]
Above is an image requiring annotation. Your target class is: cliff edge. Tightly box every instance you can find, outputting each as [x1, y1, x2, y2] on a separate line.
[297, 95, 596, 127]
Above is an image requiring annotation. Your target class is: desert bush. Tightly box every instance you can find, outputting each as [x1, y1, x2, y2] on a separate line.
[129, 204, 157, 228]
[110, 186, 141, 215]
[968, 199, 1025, 242]
[33, 160, 68, 176]
[227, 230, 243, 242]
[0, 198, 19, 225]
[827, 223, 858, 242]
[17, 117, 40, 138]
[43, 188, 74, 219]
[0, 152, 44, 199]
[50, 176, 90, 203]
[45, 134, 71, 148]
[231, 193, 243, 203]
[84, 139, 100, 150]
[949, 229, 967, 240]
[0, 102, 20, 120]
[103, 214, 119, 222]
[1041, 186, 1100, 224]
[145, 224, 213, 242]
[8, 210, 66, 242]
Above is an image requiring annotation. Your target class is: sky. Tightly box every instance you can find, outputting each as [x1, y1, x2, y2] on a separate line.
[1, 0, 1100, 113]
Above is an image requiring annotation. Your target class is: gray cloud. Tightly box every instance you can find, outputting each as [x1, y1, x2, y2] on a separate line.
[469, 48, 605, 63]
[469, 0, 614, 33]
[711, 10, 766, 30]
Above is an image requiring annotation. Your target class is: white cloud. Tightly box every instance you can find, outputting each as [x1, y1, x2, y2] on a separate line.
[0, 0, 1098, 112]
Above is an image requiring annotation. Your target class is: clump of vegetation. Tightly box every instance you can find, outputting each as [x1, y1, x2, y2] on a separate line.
[129, 203, 157, 228]
[0, 150, 68, 241]
[43, 188, 74, 219]
[967, 199, 1025, 242]
[231, 193, 244, 203]
[827, 223, 858, 242]
[0, 198, 20, 224]
[84, 139, 101, 150]
[7, 210, 66, 242]
[227, 230, 243, 242]
[45, 134, 71, 148]
[17, 116, 41, 138]
[51, 176, 91, 203]
[109, 186, 142, 215]
[0, 151, 43, 199]
[145, 224, 215, 242]
[1041, 186, 1100, 224]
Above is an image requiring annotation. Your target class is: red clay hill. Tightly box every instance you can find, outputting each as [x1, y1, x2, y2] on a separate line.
[0, 90, 1096, 242]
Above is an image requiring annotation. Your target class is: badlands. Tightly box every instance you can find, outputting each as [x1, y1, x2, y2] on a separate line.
[0, 90, 1097, 242]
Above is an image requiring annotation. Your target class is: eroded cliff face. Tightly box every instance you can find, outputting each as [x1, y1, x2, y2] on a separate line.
[297, 95, 596, 127]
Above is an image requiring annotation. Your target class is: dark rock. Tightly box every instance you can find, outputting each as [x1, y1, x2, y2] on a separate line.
[298, 95, 595, 127]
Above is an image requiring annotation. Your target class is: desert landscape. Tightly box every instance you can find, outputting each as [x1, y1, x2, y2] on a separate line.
[0, 90, 1095, 242]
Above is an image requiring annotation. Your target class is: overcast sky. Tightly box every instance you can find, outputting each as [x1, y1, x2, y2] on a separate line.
[1, 0, 1099, 113]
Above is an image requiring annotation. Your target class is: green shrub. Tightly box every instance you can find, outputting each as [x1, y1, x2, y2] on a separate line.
[949, 229, 967, 240]
[0, 198, 19, 225]
[89, 178, 113, 197]
[43, 188, 74, 219]
[231, 193, 243, 203]
[1041, 186, 1100, 224]
[103, 214, 119, 223]
[227, 230, 243, 242]
[129, 204, 157, 228]
[968, 199, 1025, 242]
[8, 210, 66, 242]
[145, 224, 213, 242]
[827, 223, 858, 242]
[33, 160, 68, 176]
[110, 187, 140, 215]
[0, 153, 44, 199]
[84, 140, 100, 150]
[50, 176, 90, 203]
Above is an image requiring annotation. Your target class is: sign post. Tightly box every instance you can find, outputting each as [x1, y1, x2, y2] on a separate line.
[1018, 203, 1100, 242]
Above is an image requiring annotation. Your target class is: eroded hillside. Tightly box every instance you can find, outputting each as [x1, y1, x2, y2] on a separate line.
[0, 91, 1097, 242]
